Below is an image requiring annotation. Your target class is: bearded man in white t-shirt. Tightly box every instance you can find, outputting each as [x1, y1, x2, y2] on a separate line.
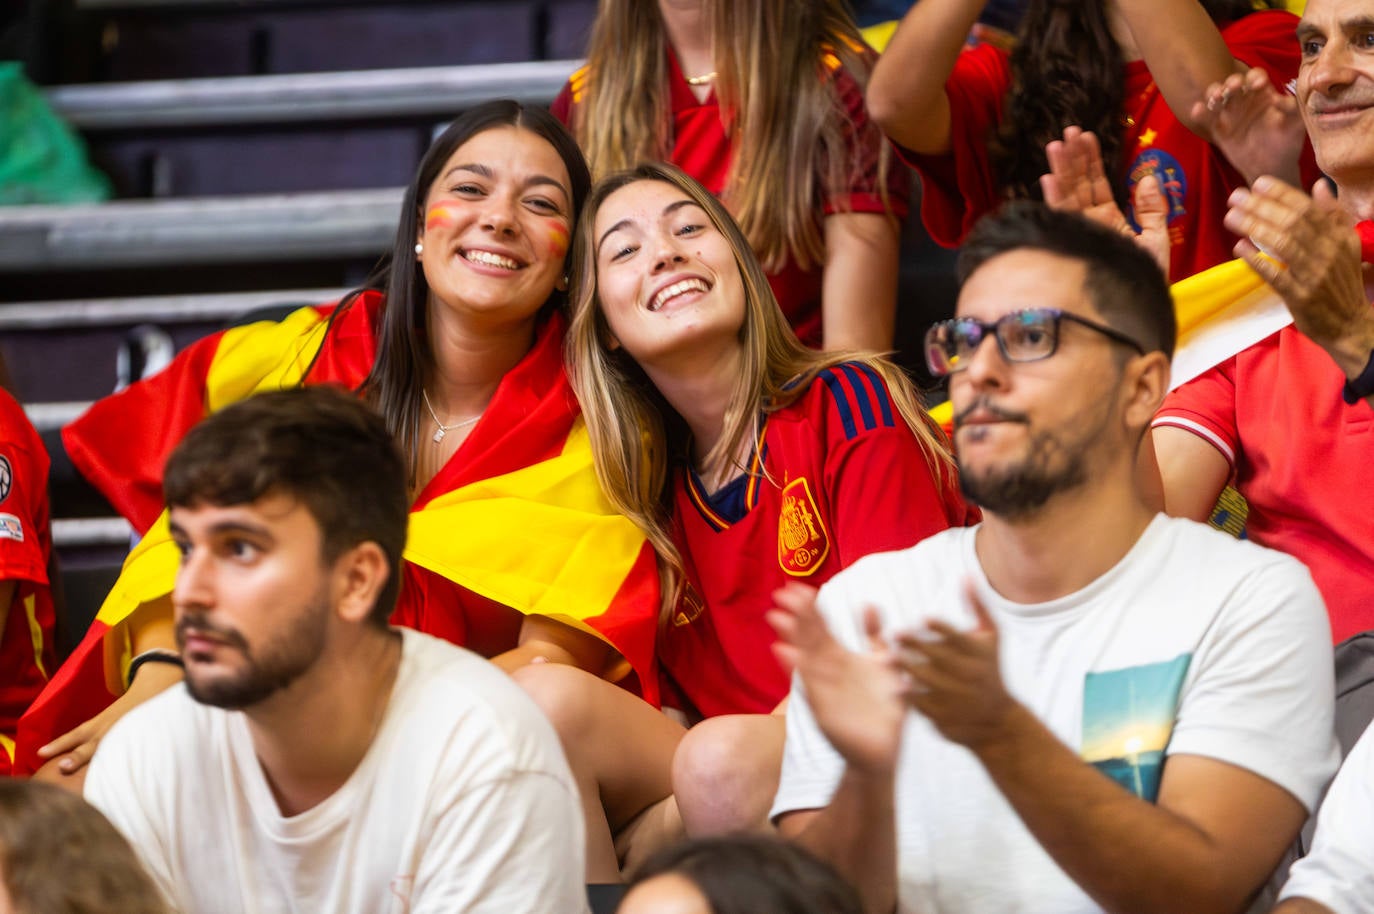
[768, 203, 1340, 914]
[82, 386, 588, 914]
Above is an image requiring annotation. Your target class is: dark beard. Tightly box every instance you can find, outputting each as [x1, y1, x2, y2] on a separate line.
[178, 595, 329, 710]
[958, 431, 1089, 520]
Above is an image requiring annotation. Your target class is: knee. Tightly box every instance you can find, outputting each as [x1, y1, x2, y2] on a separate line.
[512, 662, 600, 745]
[672, 715, 784, 835]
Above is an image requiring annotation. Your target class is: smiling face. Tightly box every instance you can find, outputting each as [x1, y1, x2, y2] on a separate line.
[416, 125, 574, 332]
[170, 492, 337, 710]
[1297, 0, 1374, 185]
[950, 249, 1130, 518]
[590, 179, 746, 367]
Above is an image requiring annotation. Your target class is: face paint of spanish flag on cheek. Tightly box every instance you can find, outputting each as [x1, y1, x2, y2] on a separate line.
[545, 220, 570, 260]
[425, 202, 460, 233]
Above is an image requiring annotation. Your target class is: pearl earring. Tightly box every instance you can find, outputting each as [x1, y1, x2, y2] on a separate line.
[414, 242, 424, 255]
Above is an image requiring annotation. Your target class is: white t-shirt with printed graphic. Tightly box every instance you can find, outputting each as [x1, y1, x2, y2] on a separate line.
[1281, 721, 1374, 914]
[86, 628, 588, 914]
[771, 515, 1339, 914]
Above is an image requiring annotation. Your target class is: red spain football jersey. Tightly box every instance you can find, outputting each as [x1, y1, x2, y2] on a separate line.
[0, 388, 55, 774]
[658, 363, 972, 717]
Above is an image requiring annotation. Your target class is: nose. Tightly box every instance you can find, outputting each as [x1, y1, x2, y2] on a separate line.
[649, 230, 688, 273]
[957, 327, 1009, 391]
[481, 194, 518, 236]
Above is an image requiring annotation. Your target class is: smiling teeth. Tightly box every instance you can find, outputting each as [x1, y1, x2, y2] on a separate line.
[650, 278, 709, 312]
[465, 250, 520, 270]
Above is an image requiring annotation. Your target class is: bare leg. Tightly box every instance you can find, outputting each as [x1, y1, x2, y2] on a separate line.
[515, 663, 686, 882]
[671, 711, 786, 836]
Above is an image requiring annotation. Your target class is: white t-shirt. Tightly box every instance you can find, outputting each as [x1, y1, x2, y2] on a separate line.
[1281, 721, 1374, 914]
[772, 515, 1339, 914]
[85, 628, 588, 914]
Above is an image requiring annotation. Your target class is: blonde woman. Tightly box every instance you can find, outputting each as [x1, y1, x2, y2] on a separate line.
[551, 0, 906, 351]
[515, 163, 971, 881]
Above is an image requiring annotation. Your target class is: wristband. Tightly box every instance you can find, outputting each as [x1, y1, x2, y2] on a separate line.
[1342, 349, 1374, 405]
[125, 648, 184, 689]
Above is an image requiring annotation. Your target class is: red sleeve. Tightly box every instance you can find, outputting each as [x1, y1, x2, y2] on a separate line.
[0, 393, 48, 586]
[61, 329, 228, 533]
[1152, 357, 1241, 469]
[817, 364, 968, 568]
[895, 42, 1010, 248]
[825, 62, 910, 220]
[1221, 10, 1321, 188]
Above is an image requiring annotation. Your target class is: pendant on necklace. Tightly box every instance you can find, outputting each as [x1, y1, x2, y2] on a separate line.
[432, 427, 446, 444]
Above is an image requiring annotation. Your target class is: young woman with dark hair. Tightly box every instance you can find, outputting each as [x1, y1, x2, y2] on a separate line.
[867, 0, 1314, 283]
[19, 100, 659, 788]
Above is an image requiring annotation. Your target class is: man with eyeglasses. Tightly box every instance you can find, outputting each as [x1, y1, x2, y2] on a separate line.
[768, 203, 1338, 914]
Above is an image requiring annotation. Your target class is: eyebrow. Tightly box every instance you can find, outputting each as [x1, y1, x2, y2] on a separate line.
[1297, 15, 1374, 40]
[596, 198, 703, 254]
[169, 518, 275, 542]
[438, 164, 570, 200]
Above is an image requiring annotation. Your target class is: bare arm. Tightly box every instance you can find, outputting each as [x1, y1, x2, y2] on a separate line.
[1150, 426, 1231, 522]
[865, 0, 984, 155]
[1114, 0, 1243, 137]
[34, 595, 182, 792]
[821, 212, 901, 352]
[769, 584, 903, 914]
[490, 613, 612, 675]
[897, 589, 1308, 914]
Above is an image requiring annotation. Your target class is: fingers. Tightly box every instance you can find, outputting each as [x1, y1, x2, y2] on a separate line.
[37, 722, 91, 760]
[963, 580, 996, 633]
[55, 742, 96, 774]
[1312, 176, 1341, 212]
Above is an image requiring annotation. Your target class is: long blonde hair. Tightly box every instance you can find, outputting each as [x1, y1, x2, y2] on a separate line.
[568, 0, 893, 272]
[568, 164, 953, 621]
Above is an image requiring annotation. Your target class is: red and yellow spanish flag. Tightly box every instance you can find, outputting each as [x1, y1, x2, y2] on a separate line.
[14, 292, 659, 773]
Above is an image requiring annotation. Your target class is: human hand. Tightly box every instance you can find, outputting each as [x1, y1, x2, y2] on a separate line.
[1225, 176, 1374, 374]
[768, 583, 907, 776]
[893, 582, 1016, 751]
[1040, 127, 1169, 274]
[34, 660, 183, 785]
[1190, 67, 1304, 186]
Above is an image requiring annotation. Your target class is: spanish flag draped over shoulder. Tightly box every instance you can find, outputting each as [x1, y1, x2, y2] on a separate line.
[926, 258, 1293, 432]
[15, 292, 659, 774]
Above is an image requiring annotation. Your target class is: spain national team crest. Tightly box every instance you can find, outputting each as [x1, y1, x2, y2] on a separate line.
[673, 582, 707, 628]
[777, 477, 830, 577]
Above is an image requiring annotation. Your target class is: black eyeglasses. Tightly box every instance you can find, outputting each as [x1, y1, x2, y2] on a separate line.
[924, 308, 1146, 378]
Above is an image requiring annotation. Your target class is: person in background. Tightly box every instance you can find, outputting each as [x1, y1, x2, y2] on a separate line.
[867, 0, 1313, 283]
[0, 355, 55, 776]
[552, 0, 908, 351]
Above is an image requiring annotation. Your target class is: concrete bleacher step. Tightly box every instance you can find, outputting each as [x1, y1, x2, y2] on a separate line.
[0, 189, 401, 270]
[45, 60, 576, 130]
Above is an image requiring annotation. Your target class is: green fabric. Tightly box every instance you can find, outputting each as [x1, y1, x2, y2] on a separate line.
[0, 61, 111, 205]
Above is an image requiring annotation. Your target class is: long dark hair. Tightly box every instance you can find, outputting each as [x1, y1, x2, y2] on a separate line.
[355, 100, 591, 477]
[988, 0, 1273, 205]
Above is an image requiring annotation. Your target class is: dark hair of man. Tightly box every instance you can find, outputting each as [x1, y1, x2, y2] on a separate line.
[626, 835, 865, 914]
[987, 0, 1274, 206]
[162, 386, 409, 627]
[957, 202, 1176, 359]
[361, 100, 593, 477]
[0, 779, 170, 914]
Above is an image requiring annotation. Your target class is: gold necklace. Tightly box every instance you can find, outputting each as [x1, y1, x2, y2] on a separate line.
[421, 389, 481, 444]
[684, 70, 717, 86]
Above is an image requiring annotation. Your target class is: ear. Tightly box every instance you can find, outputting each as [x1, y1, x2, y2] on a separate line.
[332, 541, 391, 626]
[1120, 350, 1170, 434]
